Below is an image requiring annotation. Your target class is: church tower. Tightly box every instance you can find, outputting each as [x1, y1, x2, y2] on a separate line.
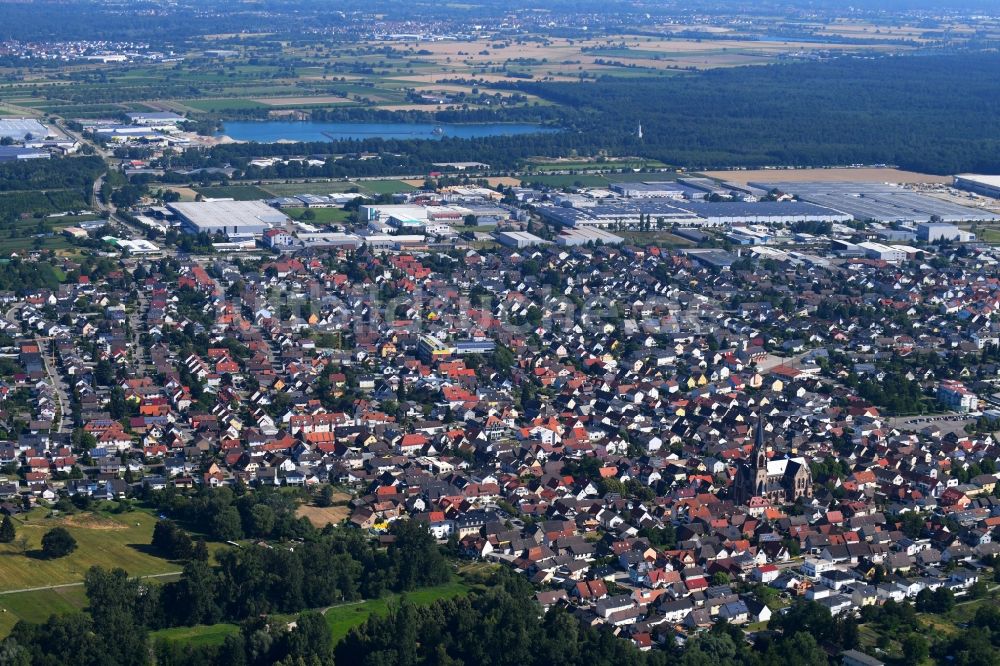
[751, 417, 769, 498]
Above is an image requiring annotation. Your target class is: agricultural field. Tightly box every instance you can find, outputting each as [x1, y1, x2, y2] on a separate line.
[181, 98, 269, 112]
[359, 179, 418, 195]
[0, 26, 926, 122]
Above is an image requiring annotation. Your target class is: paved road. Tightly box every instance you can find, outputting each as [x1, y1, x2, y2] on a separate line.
[37, 336, 69, 433]
[0, 570, 182, 596]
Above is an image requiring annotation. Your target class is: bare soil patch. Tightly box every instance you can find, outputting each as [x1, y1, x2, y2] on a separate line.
[697, 168, 952, 185]
[296, 501, 351, 528]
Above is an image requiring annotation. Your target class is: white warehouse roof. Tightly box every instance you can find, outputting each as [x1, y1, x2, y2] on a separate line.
[169, 200, 288, 234]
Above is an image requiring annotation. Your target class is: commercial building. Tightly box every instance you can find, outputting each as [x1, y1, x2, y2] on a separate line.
[495, 231, 549, 249]
[358, 234, 427, 251]
[954, 174, 1000, 199]
[296, 232, 364, 250]
[0, 118, 50, 142]
[917, 223, 972, 243]
[359, 204, 472, 229]
[858, 241, 906, 263]
[168, 200, 289, 239]
[126, 112, 184, 126]
[103, 237, 162, 255]
[269, 193, 365, 209]
[609, 181, 689, 199]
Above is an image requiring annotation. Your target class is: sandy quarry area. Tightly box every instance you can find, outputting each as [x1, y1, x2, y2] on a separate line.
[698, 168, 953, 185]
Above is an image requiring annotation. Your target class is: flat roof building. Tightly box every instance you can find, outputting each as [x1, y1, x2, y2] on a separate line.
[609, 181, 688, 199]
[751, 180, 1000, 224]
[954, 174, 1000, 199]
[556, 228, 625, 246]
[917, 222, 970, 243]
[417, 335, 454, 362]
[682, 248, 737, 270]
[296, 233, 364, 249]
[0, 146, 48, 161]
[858, 241, 906, 263]
[127, 112, 184, 125]
[168, 200, 288, 238]
[0, 118, 50, 142]
[495, 231, 549, 249]
[535, 199, 848, 229]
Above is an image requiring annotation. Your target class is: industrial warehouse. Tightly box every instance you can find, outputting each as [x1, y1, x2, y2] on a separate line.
[168, 200, 291, 239]
[534, 199, 851, 229]
[750, 181, 1000, 223]
[0, 118, 51, 142]
[954, 174, 1000, 200]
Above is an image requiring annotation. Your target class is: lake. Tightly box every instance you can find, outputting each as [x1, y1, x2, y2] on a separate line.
[217, 121, 556, 143]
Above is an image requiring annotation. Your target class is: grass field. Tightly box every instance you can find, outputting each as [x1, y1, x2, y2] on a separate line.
[0, 585, 89, 637]
[619, 231, 695, 247]
[260, 181, 363, 196]
[285, 207, 352, 224]
[979, 228, 1000, 244]
[151, 622, 240, 647]
[0, 509, 177, 592]
[324, 579, 472, 643]
[194, 185, 272, 201]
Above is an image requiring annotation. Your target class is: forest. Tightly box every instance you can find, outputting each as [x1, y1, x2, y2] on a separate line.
[0, 156, 104, 195]
[515, 53, 1000, 174]
[175, 53, 1000, 177]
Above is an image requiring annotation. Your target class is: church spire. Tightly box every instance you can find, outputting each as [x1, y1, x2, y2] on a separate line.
[753, 417, 767, 469]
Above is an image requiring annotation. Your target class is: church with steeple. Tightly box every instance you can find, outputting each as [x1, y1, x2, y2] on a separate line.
[732, 418, 812, 506]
